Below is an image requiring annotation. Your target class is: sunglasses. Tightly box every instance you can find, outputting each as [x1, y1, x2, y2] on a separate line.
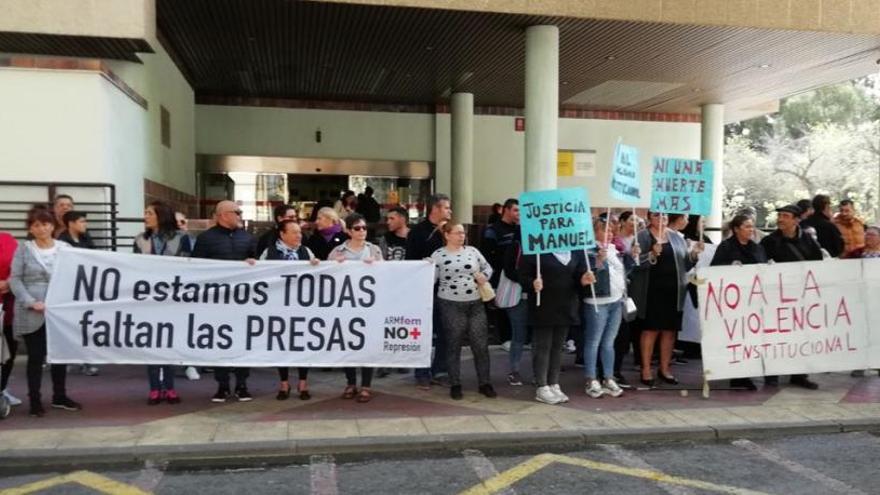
[351, 225, 367, 232]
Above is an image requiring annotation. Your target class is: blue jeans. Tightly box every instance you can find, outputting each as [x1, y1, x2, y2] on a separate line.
[505, 299, 528, 374]
[147, 365, 175, 391]
[583, 300, 623, 380]
[415, 300, 447, 381]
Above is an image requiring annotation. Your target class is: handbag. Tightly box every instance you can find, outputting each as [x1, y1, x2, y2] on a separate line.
[624, 297, 638, 322]
[478, 282, 496, 303]
[494, 272, 522, 308]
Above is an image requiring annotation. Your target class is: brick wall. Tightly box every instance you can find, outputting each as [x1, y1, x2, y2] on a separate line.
[143, 179, 197, 218]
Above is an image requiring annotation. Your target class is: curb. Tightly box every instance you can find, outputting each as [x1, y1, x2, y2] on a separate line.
[2, 419, 879, 474]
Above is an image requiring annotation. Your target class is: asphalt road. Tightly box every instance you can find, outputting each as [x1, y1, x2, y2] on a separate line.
[2, 432, 879, 494]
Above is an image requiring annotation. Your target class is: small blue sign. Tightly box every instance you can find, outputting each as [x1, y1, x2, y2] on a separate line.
[649, 157, 714, 215]
[610, 142, 641, 202]
[519, 188, 596, 255]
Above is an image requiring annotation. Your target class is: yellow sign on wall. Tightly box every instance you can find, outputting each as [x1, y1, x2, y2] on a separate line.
[557, 151, 575, 177]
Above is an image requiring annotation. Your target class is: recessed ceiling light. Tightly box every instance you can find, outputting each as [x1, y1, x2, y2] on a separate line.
[605, 55, 616, 61]
[425, 46, 434, 51]
[561, 81, 569, 85]
[757, 63, 772, 69]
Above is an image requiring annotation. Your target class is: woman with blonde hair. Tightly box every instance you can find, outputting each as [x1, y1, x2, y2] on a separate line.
[305, 207, 349, 260]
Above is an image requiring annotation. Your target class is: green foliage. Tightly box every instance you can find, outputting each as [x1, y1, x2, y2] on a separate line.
[724, 76, 880, 227]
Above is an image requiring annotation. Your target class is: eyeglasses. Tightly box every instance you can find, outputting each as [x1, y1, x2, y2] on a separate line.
[351, 225, 367, 232]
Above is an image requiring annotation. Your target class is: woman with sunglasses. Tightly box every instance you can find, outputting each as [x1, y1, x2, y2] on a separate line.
[329, 213, 383, 403]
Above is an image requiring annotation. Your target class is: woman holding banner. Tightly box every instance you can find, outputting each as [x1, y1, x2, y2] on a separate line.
[630, 212, 702, 387]
[709, 214, 767, 391]
[431, 220, 496, 401]
[133, 201, 192, 405]
[259, 220, 320, 401]
[330, 213, 383, 403]
[520, 249, 595, 405]
[10, 207, 81, 417]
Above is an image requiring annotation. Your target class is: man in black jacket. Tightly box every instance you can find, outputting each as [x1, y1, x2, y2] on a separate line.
[192, 200, 258, 402]
[481, 199, 520, 287]
[406, 193, 452, 388]
[759, 204, 822, 390]
[800, 194, 843, 258]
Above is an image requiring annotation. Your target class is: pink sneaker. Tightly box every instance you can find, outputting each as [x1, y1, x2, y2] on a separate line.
[147, 390, 161, 406]
[165, 389, 181, 404]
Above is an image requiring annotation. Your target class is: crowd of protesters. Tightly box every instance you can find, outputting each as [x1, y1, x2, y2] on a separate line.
[0, 189, 877, 419]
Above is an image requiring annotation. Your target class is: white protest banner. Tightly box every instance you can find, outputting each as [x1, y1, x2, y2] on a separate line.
[864, 258, 880, 368]
[45, 248, 434, 367]
[698, 260, 869, 381]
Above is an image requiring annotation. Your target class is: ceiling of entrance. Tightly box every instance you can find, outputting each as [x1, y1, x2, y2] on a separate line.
[154, 0, 880, 119]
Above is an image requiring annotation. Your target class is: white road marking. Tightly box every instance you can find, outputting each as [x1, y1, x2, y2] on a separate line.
[463, 449, 516, 495]
[599, 444, 695, 495]
[131, 460, 165, 493]
[310, 454, 339, 495]
[732, 439, 869, 495]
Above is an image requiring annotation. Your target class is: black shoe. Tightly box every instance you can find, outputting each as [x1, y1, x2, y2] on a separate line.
[730, 378, 757, 391]
[640, 378, 655, 388]
[211, 388, 231, 403]
[50, 397, 82, 411]
[29, 401, 45, 417]
[376, 368, 391, 378]
[790, 376, 819, 390]
[764, 376, 779, 387]
[235, 387, 253, 402]
[450, 385, 463, 400]
[276, 387, 290, 401]
[659, 373, 678, 385]
[614, 374, 633, 390]
[479, 384, 497, 398]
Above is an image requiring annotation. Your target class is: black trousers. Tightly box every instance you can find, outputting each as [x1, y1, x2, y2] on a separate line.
[1, 324, 17, 391]
[214, 367, 249, 389]
[278, 367, 309, 382]
[22, 325, 67, 402]
[344, 368, 373, 388]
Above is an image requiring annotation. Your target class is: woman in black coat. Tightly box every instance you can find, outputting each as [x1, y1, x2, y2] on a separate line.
[520, 250, 594, 405]
[305, 207, 349, 260]
[710, 214, 768, 390]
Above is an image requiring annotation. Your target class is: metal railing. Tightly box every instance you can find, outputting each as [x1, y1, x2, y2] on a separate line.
[0, 181, 122, 250]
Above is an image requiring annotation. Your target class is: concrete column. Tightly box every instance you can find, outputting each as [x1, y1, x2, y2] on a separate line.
[701, 103, 724, 242]
[524, 25, 559, 192]
[450, 92, 474, 223]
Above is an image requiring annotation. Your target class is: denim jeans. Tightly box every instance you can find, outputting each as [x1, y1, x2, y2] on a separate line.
[505, 299, 528, 374]
[147, 365, 175, 391]
[583, 299, 623, 380]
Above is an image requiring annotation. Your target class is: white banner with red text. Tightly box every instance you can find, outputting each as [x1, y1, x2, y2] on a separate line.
[45, 248, 434, 367]
[698, 259, 875, 381]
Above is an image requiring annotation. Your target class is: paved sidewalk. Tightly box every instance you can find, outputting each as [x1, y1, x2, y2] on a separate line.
[2, 347, 879, 471]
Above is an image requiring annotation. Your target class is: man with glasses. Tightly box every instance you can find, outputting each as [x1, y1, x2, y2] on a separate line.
[256, 204, 299, 257]
[192, 200, 258, 402]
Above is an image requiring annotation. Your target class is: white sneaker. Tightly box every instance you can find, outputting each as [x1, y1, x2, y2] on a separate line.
[564, 339, 577, 354]
[550, 384, 569, 403]
[82, 364, 99, 376]
[535, 385, 562, 405]
[602, 378, 624, 398]
[500, 340, 511, 352]
[2, 389, 22, 406]
[185, 366, 201, 381]
[585, 379, 604, 398]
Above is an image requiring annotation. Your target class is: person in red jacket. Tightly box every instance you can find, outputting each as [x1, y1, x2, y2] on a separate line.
[0, 231, 22, 407]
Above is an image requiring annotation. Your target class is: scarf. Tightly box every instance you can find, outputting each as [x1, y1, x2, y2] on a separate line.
[275, 239, 301, 260]
[319, 223, 343, 242]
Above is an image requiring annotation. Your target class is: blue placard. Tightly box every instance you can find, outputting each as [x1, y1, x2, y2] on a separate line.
[649, 157, 715, 215]
[610, 142, 641, 202]
[519, 188, 596, 255]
